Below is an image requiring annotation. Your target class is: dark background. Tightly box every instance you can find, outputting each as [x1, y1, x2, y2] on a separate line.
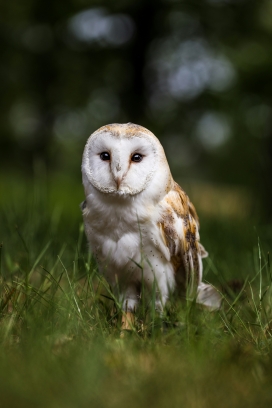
[1, 0, 272, 222]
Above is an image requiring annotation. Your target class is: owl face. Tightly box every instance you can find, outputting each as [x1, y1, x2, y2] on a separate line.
[82, 124, 164, 196]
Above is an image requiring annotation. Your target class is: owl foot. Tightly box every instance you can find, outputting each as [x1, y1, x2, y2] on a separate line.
[120, 311, 135, 337]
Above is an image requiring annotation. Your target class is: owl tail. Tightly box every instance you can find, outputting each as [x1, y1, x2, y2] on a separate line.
[196, 282, 222, 311]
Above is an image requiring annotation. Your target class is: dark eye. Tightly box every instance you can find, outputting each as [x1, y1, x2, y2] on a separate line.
[131, 153, 143, 162]
[100, 152, 110, 161]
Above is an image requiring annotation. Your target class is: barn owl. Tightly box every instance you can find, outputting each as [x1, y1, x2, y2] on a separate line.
[81, 123, 221, 329]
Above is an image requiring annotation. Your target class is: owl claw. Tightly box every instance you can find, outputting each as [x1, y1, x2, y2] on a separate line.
[120, 311, 135, 335]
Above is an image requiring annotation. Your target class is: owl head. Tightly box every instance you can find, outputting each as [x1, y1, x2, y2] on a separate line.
[82, 123, 171, 199]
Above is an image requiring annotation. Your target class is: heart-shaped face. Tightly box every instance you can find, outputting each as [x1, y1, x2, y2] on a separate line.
[82, 123, 168, 197]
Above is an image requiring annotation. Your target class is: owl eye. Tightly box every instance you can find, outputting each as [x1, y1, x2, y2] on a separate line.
[100, 152, 110, 161]
[131, 153, 143, 162]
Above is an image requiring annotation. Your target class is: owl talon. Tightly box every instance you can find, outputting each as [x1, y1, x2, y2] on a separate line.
[121, 311, 135, 332]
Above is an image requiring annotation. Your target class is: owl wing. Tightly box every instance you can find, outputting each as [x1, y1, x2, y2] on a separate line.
[157, 182, 221, 310]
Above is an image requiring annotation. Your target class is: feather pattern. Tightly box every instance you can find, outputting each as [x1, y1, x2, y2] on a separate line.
[158, 182, 203, 295]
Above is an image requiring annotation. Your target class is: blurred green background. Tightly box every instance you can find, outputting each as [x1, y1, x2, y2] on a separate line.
[1, 0, 272, 251]
[1, 4, 272, 406]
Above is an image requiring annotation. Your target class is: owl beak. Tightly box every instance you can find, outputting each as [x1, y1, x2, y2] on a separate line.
[111, 170, 122, 190]
[111, 161, 125, 190]
[115, 176, 122, 190]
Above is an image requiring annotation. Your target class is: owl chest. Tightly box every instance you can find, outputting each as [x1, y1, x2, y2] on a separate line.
[84, 203, 147, 266]
[83, 197, 176, 293]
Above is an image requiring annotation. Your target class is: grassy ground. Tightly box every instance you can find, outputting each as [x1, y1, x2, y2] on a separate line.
[1, 173, 272, 407]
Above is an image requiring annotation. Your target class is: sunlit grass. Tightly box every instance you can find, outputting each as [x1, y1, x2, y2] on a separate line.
[1, 174, 272, 407]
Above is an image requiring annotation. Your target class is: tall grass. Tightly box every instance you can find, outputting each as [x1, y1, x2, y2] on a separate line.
[0, 174, 272, 407]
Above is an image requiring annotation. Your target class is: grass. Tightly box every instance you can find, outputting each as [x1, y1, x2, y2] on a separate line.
[1, 173, 272, 407]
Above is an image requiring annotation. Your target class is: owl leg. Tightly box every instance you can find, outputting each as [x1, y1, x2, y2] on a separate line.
[155, 293, 168, 314]
[121, 311, 135, 331]
[154, 273, 173, 314]
[120, 286, 139, 334]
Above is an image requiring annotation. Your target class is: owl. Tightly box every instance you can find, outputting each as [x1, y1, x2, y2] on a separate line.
[81, 123, 221, 330]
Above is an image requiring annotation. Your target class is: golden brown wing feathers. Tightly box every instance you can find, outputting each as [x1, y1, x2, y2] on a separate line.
[159, 182, 205, 291]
